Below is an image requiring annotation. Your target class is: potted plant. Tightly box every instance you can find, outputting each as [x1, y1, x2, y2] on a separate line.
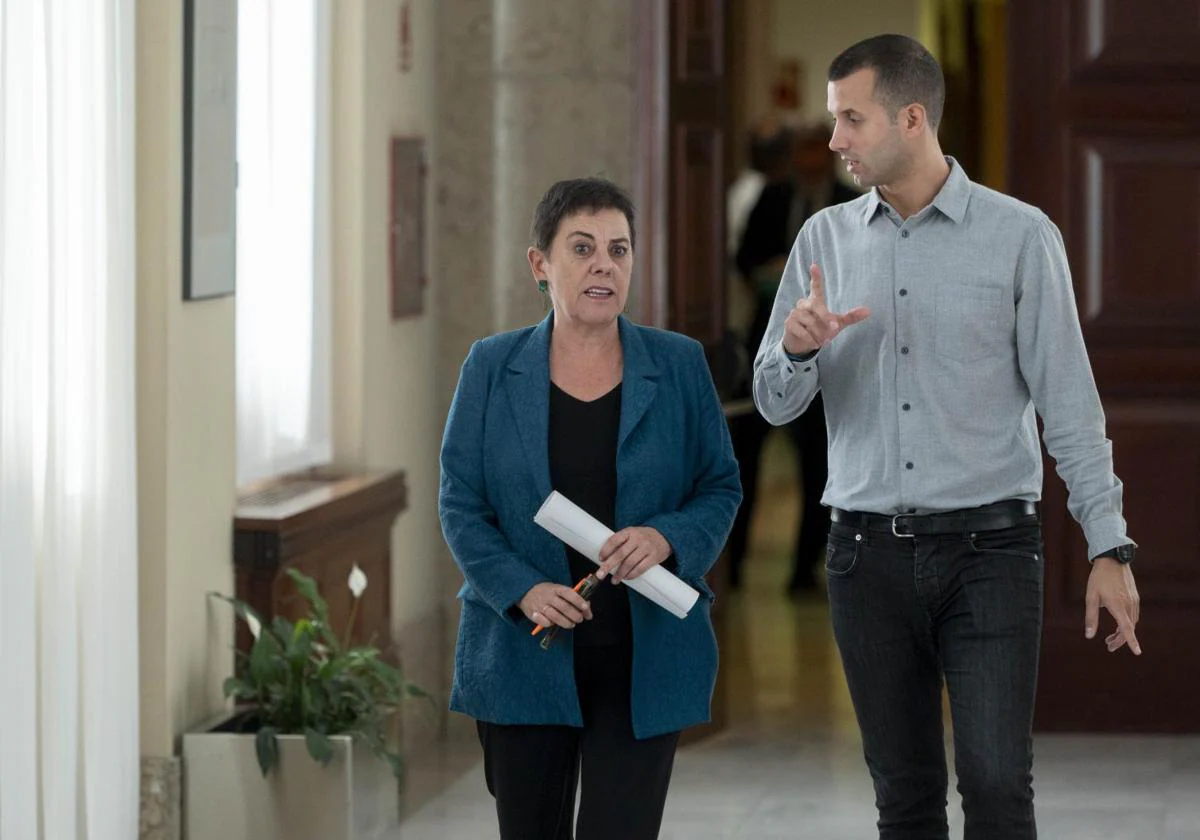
[183, 565, 428, 840]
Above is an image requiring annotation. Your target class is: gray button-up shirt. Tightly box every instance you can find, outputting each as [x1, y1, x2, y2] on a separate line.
[752, 159, 1129, 560]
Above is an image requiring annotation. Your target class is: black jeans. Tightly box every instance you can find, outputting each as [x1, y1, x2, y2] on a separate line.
[476, 644, 680, 840]
[825, 515, 1043, 840]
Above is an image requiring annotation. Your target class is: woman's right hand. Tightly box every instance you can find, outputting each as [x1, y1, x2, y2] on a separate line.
[519, 582, 593, 629]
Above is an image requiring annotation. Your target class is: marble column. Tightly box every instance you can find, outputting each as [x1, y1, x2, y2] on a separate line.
[490, 0, 636, 332]
[435, 0, 637, 380]
[434, 0, 496, 380]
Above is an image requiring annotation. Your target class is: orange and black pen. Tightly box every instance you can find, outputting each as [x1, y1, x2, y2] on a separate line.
[532, 572, 601, 649]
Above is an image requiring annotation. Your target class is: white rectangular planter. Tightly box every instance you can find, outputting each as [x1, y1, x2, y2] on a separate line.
[183, 716, 401, 840]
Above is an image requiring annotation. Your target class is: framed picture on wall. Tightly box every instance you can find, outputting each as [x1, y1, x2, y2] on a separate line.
[182, 0, 238, 300]
[389, 136, 427, 319]
[772, 58, 803, 113]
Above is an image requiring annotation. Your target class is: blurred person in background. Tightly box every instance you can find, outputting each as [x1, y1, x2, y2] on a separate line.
[728, 123, 858, 596]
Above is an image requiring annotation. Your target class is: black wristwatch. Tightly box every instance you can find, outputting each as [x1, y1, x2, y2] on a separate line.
[1095, 543, 1136, 565]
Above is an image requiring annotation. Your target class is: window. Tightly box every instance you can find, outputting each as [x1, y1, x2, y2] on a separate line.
[235, 0, 332, 487]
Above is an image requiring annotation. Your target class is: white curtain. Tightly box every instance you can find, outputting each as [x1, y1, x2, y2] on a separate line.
[0, 0, 139, 838]
[236, 0, 332, 488]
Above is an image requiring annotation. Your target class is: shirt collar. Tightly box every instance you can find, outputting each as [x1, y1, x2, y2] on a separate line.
[930, 157, 970, 223]
[862, 188, 884, 223]
[861, 156, 971, 224]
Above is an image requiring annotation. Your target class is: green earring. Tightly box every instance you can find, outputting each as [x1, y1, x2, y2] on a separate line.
[537, 279, 548, 292]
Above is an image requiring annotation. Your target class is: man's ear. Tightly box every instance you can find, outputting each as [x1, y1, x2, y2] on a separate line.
[901, 103, 927, 135]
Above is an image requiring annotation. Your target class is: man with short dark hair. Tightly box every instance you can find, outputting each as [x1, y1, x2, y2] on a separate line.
[752, 33, 1141, 840]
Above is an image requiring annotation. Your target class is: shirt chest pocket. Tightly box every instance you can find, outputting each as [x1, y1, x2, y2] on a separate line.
[933, 284, 1009, 363]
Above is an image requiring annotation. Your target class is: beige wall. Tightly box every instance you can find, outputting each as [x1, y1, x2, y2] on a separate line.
[770, 0, 921, 124]
[138, 0, 444, 758]
[330, 0, 445, 743]
[729, 0, 776, 177]
[137, 0, 237, 756]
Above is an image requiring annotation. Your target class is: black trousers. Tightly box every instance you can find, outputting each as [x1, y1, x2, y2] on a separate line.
[728, 391, 830, 590]
[476, 643, 680, 840]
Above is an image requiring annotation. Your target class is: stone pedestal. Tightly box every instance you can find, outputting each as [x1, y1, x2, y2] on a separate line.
[140, 757, 182, 840]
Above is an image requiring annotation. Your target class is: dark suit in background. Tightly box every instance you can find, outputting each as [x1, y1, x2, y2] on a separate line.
[729, 145, 858, 594]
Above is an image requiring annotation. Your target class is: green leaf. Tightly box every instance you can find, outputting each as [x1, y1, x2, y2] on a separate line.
[223, 676, 252, 700]
[285, 569, 330, 627]
[384, 751, 405, 781]
[305, 727, 334, 766]
[248, 632, 282, 689]
[268, 616, 295, 646]
[255, 727, 280, 777]
[214, 571, 430, 778]
[210, 592, 267, 638]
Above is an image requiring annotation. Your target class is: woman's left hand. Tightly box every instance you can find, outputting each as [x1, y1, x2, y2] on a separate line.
[598, 527, 672, 584]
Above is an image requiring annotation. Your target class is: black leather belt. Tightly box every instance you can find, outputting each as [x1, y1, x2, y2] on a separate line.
[831, 500, 1037, 538]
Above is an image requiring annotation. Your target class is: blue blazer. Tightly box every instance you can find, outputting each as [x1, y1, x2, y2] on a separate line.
[439, 314, 741, 738]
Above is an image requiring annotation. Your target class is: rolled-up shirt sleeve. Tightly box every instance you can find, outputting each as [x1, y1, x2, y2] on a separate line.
[1015, 214, 1132, 559]
[752, 226, 822, 425]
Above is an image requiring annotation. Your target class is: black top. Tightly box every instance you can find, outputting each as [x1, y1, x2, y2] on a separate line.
[735, 178, 860, 283]
[548, 381, 631, 647]
[736, 177, 861, 356]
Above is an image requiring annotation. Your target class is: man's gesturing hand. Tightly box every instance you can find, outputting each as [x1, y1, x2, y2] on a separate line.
[782, 264, 871, 356]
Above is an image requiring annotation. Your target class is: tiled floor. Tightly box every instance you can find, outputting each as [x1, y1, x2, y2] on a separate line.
[398, 431, 1200, 838]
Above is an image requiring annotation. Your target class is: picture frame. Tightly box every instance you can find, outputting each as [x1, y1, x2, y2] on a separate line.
[182, 0, 238, 301]
[388, 136, 428, 319]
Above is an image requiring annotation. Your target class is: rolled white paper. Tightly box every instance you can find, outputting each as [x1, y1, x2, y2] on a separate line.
[533, 491, 701, 619]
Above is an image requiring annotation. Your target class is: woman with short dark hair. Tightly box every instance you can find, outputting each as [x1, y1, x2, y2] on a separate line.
[440, 177, 741, 840]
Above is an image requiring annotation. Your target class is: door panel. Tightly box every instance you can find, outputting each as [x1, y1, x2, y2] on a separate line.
[634, 0, 728, 358]
[1010, 0, 1200, 732]
[671, 124, 725, 340]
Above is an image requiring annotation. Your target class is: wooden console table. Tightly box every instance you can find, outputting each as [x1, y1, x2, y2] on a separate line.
[232, 470, 407, 655]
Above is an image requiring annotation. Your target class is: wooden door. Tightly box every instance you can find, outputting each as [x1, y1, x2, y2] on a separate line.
[634, 0, 731, 743]
[1009, 0, 1200, 732]
[634, 0, 730, 388]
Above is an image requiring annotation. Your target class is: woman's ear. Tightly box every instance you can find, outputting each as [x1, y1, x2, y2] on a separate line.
[527, 246, 548, 286]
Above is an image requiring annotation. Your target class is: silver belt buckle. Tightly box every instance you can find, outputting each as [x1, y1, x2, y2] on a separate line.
[891, 514, 915, 538]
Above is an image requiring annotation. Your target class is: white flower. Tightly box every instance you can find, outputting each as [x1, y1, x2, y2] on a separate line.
[246, 611, 262, 640]
[348, 564, 368, 599]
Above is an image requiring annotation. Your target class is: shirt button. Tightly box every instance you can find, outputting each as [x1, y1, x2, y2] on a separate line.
[902, 403, 911, 411]
[787, 367, 794, 374]
[901, 230, 910, 238]
[901, 346, 910, 355]
[803, 366, 812, 372]
[906, 461, 914, 470]
[776, 392, 783, 398]
[899, 288, 908, 297]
